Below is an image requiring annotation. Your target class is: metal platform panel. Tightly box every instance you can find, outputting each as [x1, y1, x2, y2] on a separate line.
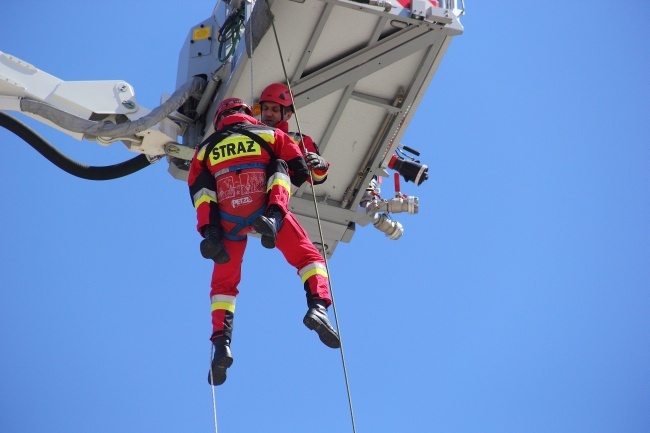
[176, 0, 464, 257]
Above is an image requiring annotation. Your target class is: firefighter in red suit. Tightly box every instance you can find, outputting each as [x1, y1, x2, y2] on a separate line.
[188, 98, 341, 386]
[259, 83, 330, 184]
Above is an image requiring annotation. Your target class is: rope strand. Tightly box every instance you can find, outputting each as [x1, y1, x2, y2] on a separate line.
[209, 345, 219, 433]
[267, 7, 358, 433]
[248, 0, 255, 107]
[207, 4, 357, 432]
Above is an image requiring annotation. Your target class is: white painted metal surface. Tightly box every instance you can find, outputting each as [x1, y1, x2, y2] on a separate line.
[0, 52, 139, 141]
[174, 0, 464, 256]
[0, 0, 464, 257]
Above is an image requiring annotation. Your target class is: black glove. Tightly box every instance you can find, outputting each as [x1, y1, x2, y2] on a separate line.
[305, 152, 327, 171]
[202, 225, 222, 240]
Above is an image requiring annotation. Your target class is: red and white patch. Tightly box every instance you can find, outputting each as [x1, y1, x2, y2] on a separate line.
[216, 169, 267, 215]
[394, 0, 439, 9]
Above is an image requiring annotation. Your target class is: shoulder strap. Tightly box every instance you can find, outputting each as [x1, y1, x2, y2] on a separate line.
[197, 130, 231, 168]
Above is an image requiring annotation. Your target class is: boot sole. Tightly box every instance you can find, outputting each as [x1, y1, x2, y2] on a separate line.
[252, 217, 276, 249]
[303, 315, 341, 349]
[208, 353, 233, 386]
[200, 240, 231, 264]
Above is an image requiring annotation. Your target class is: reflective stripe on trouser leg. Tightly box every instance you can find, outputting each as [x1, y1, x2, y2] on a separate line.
[299, 262, 330, 306]
[266, 159, 291, 212]
[209, 236, 247, 341]
[274, 212, 332, 306]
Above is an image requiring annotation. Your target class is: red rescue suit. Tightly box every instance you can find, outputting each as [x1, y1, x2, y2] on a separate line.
[275, 120, 329, 184]
[188, 113, 331, 342]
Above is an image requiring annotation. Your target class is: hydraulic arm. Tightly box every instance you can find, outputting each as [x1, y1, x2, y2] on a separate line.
[0, 51, 200, 163]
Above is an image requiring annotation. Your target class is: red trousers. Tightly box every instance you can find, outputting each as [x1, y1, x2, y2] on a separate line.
[209, 212, 331, 342]
[208, 159, 330, 342]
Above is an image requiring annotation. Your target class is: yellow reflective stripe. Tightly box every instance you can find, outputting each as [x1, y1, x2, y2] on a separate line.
[211, 295, 236, 313]
[267, 177, 291, 194]
[267, 172, 290, 193]
[311, 170, 327, 181]
[299, 262, 328, 283]
[300, 269, 327, 283]
[256, 132, 275, 144]
[197, 145, 207, 161]
[194, 194, 217, 209]
[193, 188, 217, 204]
[300, 267, 328, 283]
[211, 302, 236, 313]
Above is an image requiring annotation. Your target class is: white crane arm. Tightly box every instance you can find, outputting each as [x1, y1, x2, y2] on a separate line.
[0, 51, 198, 160]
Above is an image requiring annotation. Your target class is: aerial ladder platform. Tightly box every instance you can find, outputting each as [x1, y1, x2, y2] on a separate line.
[173, 0, 464, 256]
[0, 0, 465, 257]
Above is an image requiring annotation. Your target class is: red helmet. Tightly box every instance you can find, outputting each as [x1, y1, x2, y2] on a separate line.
[259, 83, 292, 108]
[214, 97, 253, 126]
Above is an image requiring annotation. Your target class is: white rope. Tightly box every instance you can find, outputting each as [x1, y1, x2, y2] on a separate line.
[209, 345, 219, 433]
[248, 0, 256, 107]
[207, 3, 250, 432]
[206, 4, 357, 433]
[267, 6, 358, 432]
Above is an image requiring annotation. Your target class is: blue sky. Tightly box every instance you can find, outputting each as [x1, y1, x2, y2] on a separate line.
[1, 1, 649, 433]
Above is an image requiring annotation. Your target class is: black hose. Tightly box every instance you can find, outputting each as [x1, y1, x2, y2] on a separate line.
[0, 112, 153, 181]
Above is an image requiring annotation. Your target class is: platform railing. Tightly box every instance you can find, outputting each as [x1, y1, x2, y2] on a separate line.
[440, 0, 466, 16]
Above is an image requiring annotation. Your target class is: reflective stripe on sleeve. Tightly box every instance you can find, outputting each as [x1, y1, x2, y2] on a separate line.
[254, 130, 276, 144]
[298, 262, 328, 283]
[211, 294, 236, 313]
[197, 145, 208, 161]
[193, 188, 217, 209]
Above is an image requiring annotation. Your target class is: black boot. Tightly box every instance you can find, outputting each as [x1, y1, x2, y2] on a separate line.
[200, 225, 230, 264]
[253, 205, 284, 249]
[208, 338, 233, 386]
[303, 300, 341, 349]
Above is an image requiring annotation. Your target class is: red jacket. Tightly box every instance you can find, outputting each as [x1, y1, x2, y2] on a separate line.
[275, 120, 329, 184]
[188, 114, 309, 234]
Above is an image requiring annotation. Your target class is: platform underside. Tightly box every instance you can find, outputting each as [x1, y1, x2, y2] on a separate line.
[177, 0, 463, 256]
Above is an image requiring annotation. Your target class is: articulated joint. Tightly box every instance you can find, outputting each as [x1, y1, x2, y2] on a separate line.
[359, 177, 409, 240]
[385, 196, 418, 214]
[361, 195, 419, 216]
[372, 213, 403, 240]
